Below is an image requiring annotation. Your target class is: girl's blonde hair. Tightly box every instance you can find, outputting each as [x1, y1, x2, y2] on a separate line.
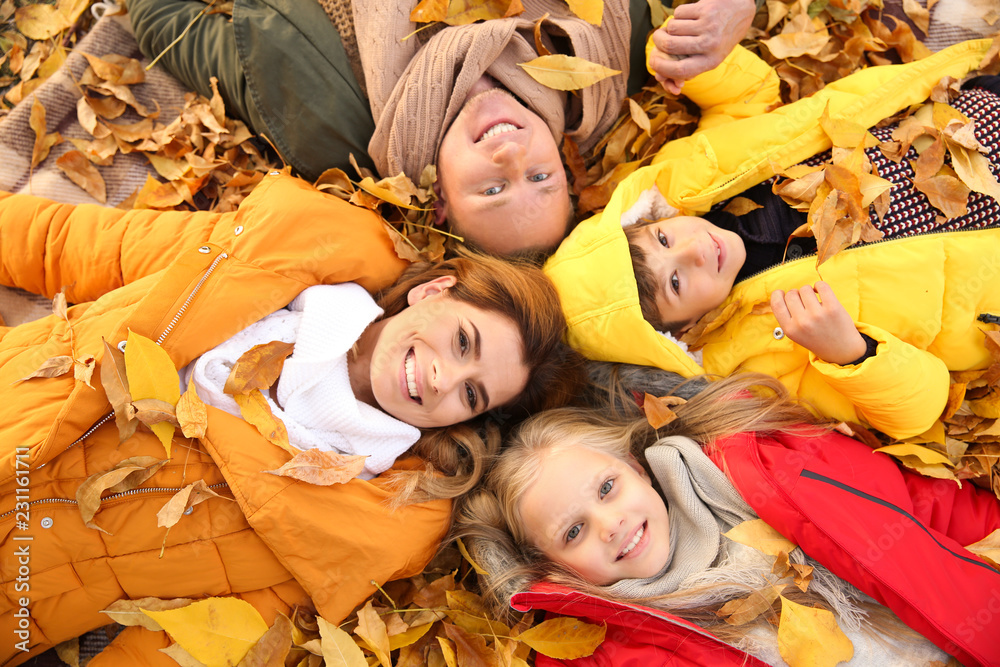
[458, 371, 817, 610]
[378, 249, 586, 503]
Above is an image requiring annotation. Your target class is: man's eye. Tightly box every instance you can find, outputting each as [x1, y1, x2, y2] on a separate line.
[465, 383, 477, 410]
[529, 173, 549, 182]
[567, 524, 581, 541]
[599, 479, 614, 498]
[670, 271, 680, 295]
[484, 185, 503, 196]
[657, 231, 669, 247]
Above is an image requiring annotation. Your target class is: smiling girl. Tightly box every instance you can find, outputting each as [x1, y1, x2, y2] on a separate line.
[458, 372, 1000, 666]
[0, 173, 582, 663]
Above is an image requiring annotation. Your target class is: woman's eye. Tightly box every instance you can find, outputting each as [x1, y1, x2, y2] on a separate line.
[465, 383, 477, 410]
[657, 231, 669, 247]
[670, 271, 680, 295]
[484, 185, 503, 196]
[599, 479, 614, 498]
[567, 524, 581, 541]
[458, 329, 469, 354]
[528, 173, 549, 182]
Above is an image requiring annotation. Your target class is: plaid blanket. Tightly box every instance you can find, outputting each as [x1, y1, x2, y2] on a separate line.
[0, 12, 191, 325]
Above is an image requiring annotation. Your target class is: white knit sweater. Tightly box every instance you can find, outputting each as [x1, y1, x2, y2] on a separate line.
[180, 284, 420, 479]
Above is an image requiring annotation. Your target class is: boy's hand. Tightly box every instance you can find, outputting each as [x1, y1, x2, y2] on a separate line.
[770, 282, 869, 365]
[649, 0, 757, 94]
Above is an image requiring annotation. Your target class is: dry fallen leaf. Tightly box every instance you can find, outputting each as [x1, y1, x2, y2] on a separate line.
[317, 616, 367, 667]
[411, 0, 523, 24]
[156, 480, 230, 529]
[18, 355, 74, 382]
[717, 584, 783, 626]
[723, 519, 797, 557]
[565, 0, 602, 25]
[76, 457, 168, 533]
[264, 449, 368, 486]
[964, 529, 1000, 570]
[124, 330, 180, 457]
[518, 54, 620, 91]
[233, 389, 295, 454]
[777, 596, 854, 667]
[141, 597, 269, 667]
[356, 601, 392, 667]
[101, 597, 195, 632]
[29, 97, 61, 167]
[643, 393, 686, 429]
[176, 378, 208, 439]
[223, 340, 295, 396]
[515, 616, 605, 659]
[100, 338, 137, 443]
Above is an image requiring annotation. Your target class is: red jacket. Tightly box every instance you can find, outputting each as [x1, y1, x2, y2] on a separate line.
[513, 429, 1000, 667]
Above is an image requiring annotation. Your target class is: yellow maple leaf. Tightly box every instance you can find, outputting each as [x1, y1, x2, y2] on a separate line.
[777, 596, 854, 667]
[518, 54, 620, 91]
[124, 330, 180, 457]
[141, 598, 269, 667]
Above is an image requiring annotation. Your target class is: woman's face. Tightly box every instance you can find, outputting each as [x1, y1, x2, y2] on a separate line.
[368, 276, 530, 428]
[519, 445, 671, 585]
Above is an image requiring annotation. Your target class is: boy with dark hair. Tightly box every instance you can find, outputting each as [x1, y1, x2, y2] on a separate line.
[545, 39, 1000, 440]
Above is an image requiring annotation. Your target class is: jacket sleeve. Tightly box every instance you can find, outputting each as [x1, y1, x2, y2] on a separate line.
[645, 31, 781, 130]
[808, 321, 950, 439]
[199, 410, 451, 624]
[0, 190, 228, 303]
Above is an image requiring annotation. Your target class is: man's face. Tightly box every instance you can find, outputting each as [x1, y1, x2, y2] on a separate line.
[631, 217, 746, 330]
[437, 88, 572, 255]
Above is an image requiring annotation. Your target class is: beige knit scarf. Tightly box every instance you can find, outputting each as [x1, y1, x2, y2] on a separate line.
[353, 0, 631, 180]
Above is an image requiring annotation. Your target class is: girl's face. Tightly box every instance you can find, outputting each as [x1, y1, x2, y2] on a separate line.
[368, 276, 530, 429]
[519, 445, 672, 586]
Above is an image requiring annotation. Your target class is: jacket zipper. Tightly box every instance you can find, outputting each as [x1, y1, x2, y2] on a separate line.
[0, 483, 229, 521]
[59, 251, 231, 451]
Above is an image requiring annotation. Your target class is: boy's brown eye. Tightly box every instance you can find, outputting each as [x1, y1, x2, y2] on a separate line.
[657, 231, 669, 247]
[670, 271, 680, 294]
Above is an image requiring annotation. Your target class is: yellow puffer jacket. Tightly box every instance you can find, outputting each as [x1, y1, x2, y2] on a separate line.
[0, 174, 450, 665]
[546, 40, 997, 439]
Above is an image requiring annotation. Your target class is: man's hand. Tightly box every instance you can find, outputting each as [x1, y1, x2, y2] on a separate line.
[648, 0, 757, 94]
[770, 282, 869, 365]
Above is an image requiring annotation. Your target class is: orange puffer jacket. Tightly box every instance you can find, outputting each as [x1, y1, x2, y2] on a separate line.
[0, 173, 451, 665]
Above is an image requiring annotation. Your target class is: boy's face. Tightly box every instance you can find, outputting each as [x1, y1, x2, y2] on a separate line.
[631, 217, 745, 330]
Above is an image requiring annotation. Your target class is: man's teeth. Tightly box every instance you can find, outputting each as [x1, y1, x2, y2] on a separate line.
[619, 525, 644, 558]
[478, 122, 518, 142]
[405, 351, 419, 401]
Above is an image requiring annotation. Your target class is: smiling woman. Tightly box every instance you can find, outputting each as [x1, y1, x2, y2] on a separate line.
[0, 174, 585, 663]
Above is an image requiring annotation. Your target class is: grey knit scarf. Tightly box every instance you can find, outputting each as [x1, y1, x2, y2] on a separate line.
[607, 436, 756, 599]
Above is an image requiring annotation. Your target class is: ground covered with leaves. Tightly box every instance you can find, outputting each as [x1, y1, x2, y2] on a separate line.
[5, 0, 1000, 665]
